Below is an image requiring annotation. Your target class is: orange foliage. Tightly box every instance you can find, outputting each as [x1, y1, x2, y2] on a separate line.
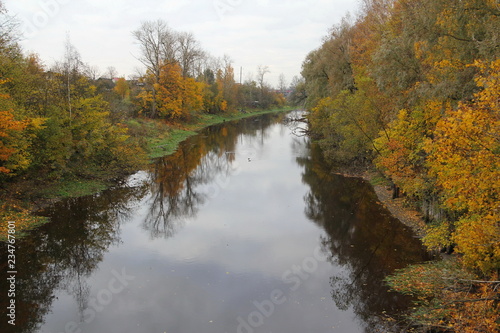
[387, 260, 500, 332]
[154, 62, 203, 121]
[374, 100, 443, 198]
[425, 59, 500, 273]
[0, 92, 27, 174]
[350, 0, 392, 73]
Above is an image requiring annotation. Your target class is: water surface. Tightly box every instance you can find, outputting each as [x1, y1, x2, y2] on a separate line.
[1, 112, 429, 333]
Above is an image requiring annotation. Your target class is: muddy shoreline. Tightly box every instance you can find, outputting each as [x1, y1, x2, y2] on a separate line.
[369, 181, 427, 239]
[333, 169, 427, 239]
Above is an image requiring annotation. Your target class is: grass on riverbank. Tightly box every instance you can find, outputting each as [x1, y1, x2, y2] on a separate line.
[130, 107, 294, 160]
[40, 108, 292, 197]
[41, 178, 111, 199]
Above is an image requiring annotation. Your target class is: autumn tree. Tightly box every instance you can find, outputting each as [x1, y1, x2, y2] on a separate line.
[287, 76, 306, 106]
[132, 20, 177, 118]
[303, 1, 500, 327]
[201, 70, 226, 114]
[424, 59, 500, 273]
[0, 6, 40, 178]
[374, 99, 444, 200]
[386, 259, 500, 332]
[217, 58, 238, 112]
[200, 68, 221, 114]
[350, 0, 393, 73]
[133, 21, 210, 118]
[114, 77, 130, 99]
[11, 41, 146, 179]
[0, 89, 27, 175]
[137, 62, 203, 121]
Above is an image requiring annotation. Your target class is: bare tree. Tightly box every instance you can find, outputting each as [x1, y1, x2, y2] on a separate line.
[53, 36, 84, 123]
[132, 20, 175, 117]
[0, 2, 19, 49]
[176, 31, 205, 78]
[84, 65, 101, 81]
[105, 66, 118, 79]
[160, 28, 178, 66]
[278, 73, 287, 92]
[256, 65, 270, 89]
[133, 20, 169, 77]
[256, 65, 270, 104]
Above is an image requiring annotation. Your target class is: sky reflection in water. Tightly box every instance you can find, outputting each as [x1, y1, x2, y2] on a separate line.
[0, 112, 429, 333]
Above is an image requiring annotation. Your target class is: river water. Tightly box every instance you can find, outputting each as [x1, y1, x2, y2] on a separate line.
[1, 111, 429, 333]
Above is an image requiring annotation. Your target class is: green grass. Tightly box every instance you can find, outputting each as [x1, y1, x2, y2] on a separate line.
[143, 107, 293, 159]
[41, 178, 110, 199]
[147, 128, 197, 159]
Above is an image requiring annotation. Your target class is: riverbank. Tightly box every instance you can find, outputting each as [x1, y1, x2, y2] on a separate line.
[142, 107, 294, 159]
[332, 168, 428, 239]
[366, 172, 427, 239]
[0, 107, 293, 241]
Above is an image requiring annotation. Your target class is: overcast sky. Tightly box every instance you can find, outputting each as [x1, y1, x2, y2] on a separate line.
[4, 0, 360, 87]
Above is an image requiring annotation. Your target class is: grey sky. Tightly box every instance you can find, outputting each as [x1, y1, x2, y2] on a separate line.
[4, 0, 359, 86]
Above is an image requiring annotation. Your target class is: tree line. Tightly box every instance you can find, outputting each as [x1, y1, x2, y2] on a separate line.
[131, 20, 290, 120]
[301, 0, 499, 331]
[0, 6, 290, 187]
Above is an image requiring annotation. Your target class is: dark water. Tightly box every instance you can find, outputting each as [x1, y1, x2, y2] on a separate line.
[1, 112, 429, 333]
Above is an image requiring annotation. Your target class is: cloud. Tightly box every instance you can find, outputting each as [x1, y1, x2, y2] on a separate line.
[4, 0, 360, 85]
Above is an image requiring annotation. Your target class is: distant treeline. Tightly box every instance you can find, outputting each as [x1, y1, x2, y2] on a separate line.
[0, 7, 299, 185]
[300, 0, 499, 331]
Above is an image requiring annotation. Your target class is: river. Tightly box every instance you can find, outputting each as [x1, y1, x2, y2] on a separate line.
[1, 111, 429, 333]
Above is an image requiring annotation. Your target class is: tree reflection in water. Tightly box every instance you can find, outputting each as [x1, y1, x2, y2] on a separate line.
[0, 182, 149, 333]
[0, 112, 429, 333]
[143, 113, 284, 239]
[298, 142, 431, 332]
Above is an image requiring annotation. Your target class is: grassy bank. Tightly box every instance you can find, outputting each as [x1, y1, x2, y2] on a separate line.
[140, 107, 294, 159]
[0, 107, 292, 241]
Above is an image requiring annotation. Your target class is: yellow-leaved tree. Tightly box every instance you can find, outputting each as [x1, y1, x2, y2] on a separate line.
[425, 59, 500, 273]
[374, 100, 443, 199]
[151, 62, 202, 121]
[0, 84, 28, 175]
[0, 108, 25, 174]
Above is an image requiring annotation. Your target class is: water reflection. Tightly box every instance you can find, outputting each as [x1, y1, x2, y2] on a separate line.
[0, 183, 148, 333]
[298, 143, 430, 330]
[0, 112, 429, 333]
[0, 113, 286, 333]
[143, 113, 284, 239]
